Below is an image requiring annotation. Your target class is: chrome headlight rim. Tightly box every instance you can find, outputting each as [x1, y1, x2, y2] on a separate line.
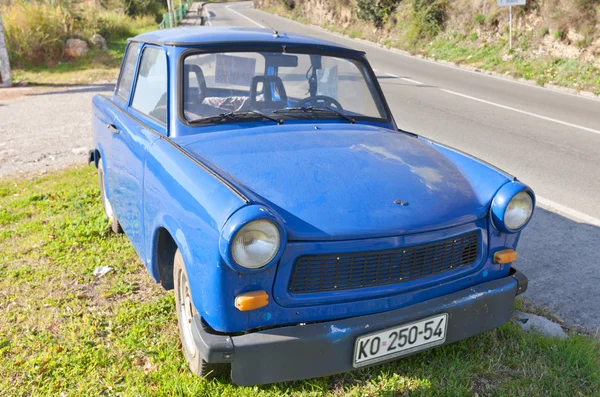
[490, 182, 535, 234]
[219, 205, 287, 273]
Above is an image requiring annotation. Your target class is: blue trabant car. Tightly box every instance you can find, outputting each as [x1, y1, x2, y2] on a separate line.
[90, 27, 534, 385]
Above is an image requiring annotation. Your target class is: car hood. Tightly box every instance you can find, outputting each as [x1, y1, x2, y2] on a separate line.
[178, 124, 510, 240]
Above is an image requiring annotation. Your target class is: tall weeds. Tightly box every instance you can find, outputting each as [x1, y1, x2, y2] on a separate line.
[0, 1, 155, 67]
[1, 3, 71, 66]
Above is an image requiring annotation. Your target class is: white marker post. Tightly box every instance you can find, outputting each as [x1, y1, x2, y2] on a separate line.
[497, 0, 526, 50]
[0, 16, 12, 88]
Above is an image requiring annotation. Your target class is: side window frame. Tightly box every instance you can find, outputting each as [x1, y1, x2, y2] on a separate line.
[114, 42, 140, 108]
[128, 44, 168, 136]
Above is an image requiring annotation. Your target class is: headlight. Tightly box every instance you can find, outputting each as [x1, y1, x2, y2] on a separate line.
[231, 219, 280, 269]
[504, 191, 533, 231]
[490, 182, 535, 233]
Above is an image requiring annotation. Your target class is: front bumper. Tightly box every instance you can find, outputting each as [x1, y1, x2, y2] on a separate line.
[192, 268, 527, 386]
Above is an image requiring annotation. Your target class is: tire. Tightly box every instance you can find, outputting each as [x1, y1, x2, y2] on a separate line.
[97, 158, 123, 234]
[174, 249, 230, 379]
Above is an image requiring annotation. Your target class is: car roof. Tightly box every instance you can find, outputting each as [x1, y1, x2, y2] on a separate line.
[130, 26, 363, 53]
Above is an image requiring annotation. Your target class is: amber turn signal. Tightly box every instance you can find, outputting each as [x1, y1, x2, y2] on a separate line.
[493, 249, 517, 264]
[235, 290, 269, 311]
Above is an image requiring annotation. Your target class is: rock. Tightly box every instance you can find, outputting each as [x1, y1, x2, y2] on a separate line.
[514, 311, 567, 339]
[64, 38, 89, 58]
[93, 266, 113, 277]
[71, 147, 88, 155]
[91, 34, 108, 51]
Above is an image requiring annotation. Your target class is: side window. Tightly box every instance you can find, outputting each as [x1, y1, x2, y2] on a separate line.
[116, 42, 139, 101]
[131, 47, 168, 124]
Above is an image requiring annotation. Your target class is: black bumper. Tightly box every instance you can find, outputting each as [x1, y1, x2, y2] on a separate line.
[192, 268, 527, 386]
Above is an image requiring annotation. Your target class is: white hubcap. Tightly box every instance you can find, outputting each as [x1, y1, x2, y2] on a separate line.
[179, 270, 196, 356]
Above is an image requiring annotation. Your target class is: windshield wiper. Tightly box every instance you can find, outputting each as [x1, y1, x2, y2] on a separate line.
[273, 106, 356, 124]
[189, 110, 283, 125]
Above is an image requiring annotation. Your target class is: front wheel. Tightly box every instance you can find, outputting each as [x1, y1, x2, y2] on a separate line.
[174, 249, 230, 379]
[97, 158, 123, 234]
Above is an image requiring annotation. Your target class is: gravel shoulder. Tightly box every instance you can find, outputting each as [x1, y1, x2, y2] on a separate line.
[0, 84, 113, 178]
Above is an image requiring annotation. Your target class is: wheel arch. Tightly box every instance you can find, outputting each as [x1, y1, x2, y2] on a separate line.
[150, 218, 193, 291]
[92, 145, 106, 169]
[92, 149, 101, 168]
[154, 226, 178, 290]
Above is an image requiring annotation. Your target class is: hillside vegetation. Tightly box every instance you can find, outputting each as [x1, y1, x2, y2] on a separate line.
[0, 0, 160, 84]
[256, 0, 600, 94]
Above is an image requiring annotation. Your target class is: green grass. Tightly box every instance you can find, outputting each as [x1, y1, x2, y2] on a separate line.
[1, 166, 599, 396]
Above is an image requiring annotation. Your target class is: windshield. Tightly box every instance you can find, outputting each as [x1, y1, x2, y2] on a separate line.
[182, 51, 388, 124]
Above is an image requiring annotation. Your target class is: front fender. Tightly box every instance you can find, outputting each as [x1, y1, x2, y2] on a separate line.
[142, 137, 249, 330]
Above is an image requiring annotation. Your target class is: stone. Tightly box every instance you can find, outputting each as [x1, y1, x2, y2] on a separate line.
[93, 266, 113, 277]
[91, 34, 108, 51]
[71, 147, 88, 155]
[514, 311, 567, 339]
[64, 38, 89, 58]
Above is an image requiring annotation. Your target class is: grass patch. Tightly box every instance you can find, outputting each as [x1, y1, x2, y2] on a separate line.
[1, 166, 599, 395]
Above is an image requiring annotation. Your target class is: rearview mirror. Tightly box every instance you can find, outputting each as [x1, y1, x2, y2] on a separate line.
[267, 54, 298, 68]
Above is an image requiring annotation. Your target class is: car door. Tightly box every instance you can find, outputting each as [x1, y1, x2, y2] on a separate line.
[110, 44, 167, 257]
[101, 42, 139, 203]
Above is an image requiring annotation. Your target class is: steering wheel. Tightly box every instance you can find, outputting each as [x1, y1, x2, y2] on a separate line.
[296, 95, 344, 110]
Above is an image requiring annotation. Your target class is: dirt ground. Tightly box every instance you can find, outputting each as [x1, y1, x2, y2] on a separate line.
[0, 84, 114, 178]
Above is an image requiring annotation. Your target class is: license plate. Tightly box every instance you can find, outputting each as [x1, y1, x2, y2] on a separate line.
[353, 313, 448, 367]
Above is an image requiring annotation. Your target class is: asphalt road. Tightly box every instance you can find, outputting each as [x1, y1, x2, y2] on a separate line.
[205, 2, 600, 332]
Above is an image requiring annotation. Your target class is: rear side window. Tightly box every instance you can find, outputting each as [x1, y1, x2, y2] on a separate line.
[131, 47, 168, 124]
[116, 43, 139, 100]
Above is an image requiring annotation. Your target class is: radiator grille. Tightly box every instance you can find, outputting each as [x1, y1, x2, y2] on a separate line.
[289, 233, 479, 294]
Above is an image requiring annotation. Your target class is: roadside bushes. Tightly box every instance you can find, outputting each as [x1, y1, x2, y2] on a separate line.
[278, 0, 296, 10]
[406, 0, 448, 44]
[357, 0, 402, 27]
[0, 1, 155, 67]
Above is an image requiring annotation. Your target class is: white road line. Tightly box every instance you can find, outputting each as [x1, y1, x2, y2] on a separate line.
[384, 73, 424, 85]
[441, 89, 600, 136]
[226, 5, 265, 28]
[537, 197, 600, 227]
[402, 78, 424, 85]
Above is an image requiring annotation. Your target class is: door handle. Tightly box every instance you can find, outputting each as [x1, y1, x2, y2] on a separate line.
[107, 123, 120, 134]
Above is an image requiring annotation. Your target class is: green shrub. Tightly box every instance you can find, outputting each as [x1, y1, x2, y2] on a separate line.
[357, 0, 402, 27]
[473, 13, 485, 26]
[123, 0, 167, 20]
[406, 0, 447, 44]
[554, 29, 565, 40]
[278, 0, 296, 10]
